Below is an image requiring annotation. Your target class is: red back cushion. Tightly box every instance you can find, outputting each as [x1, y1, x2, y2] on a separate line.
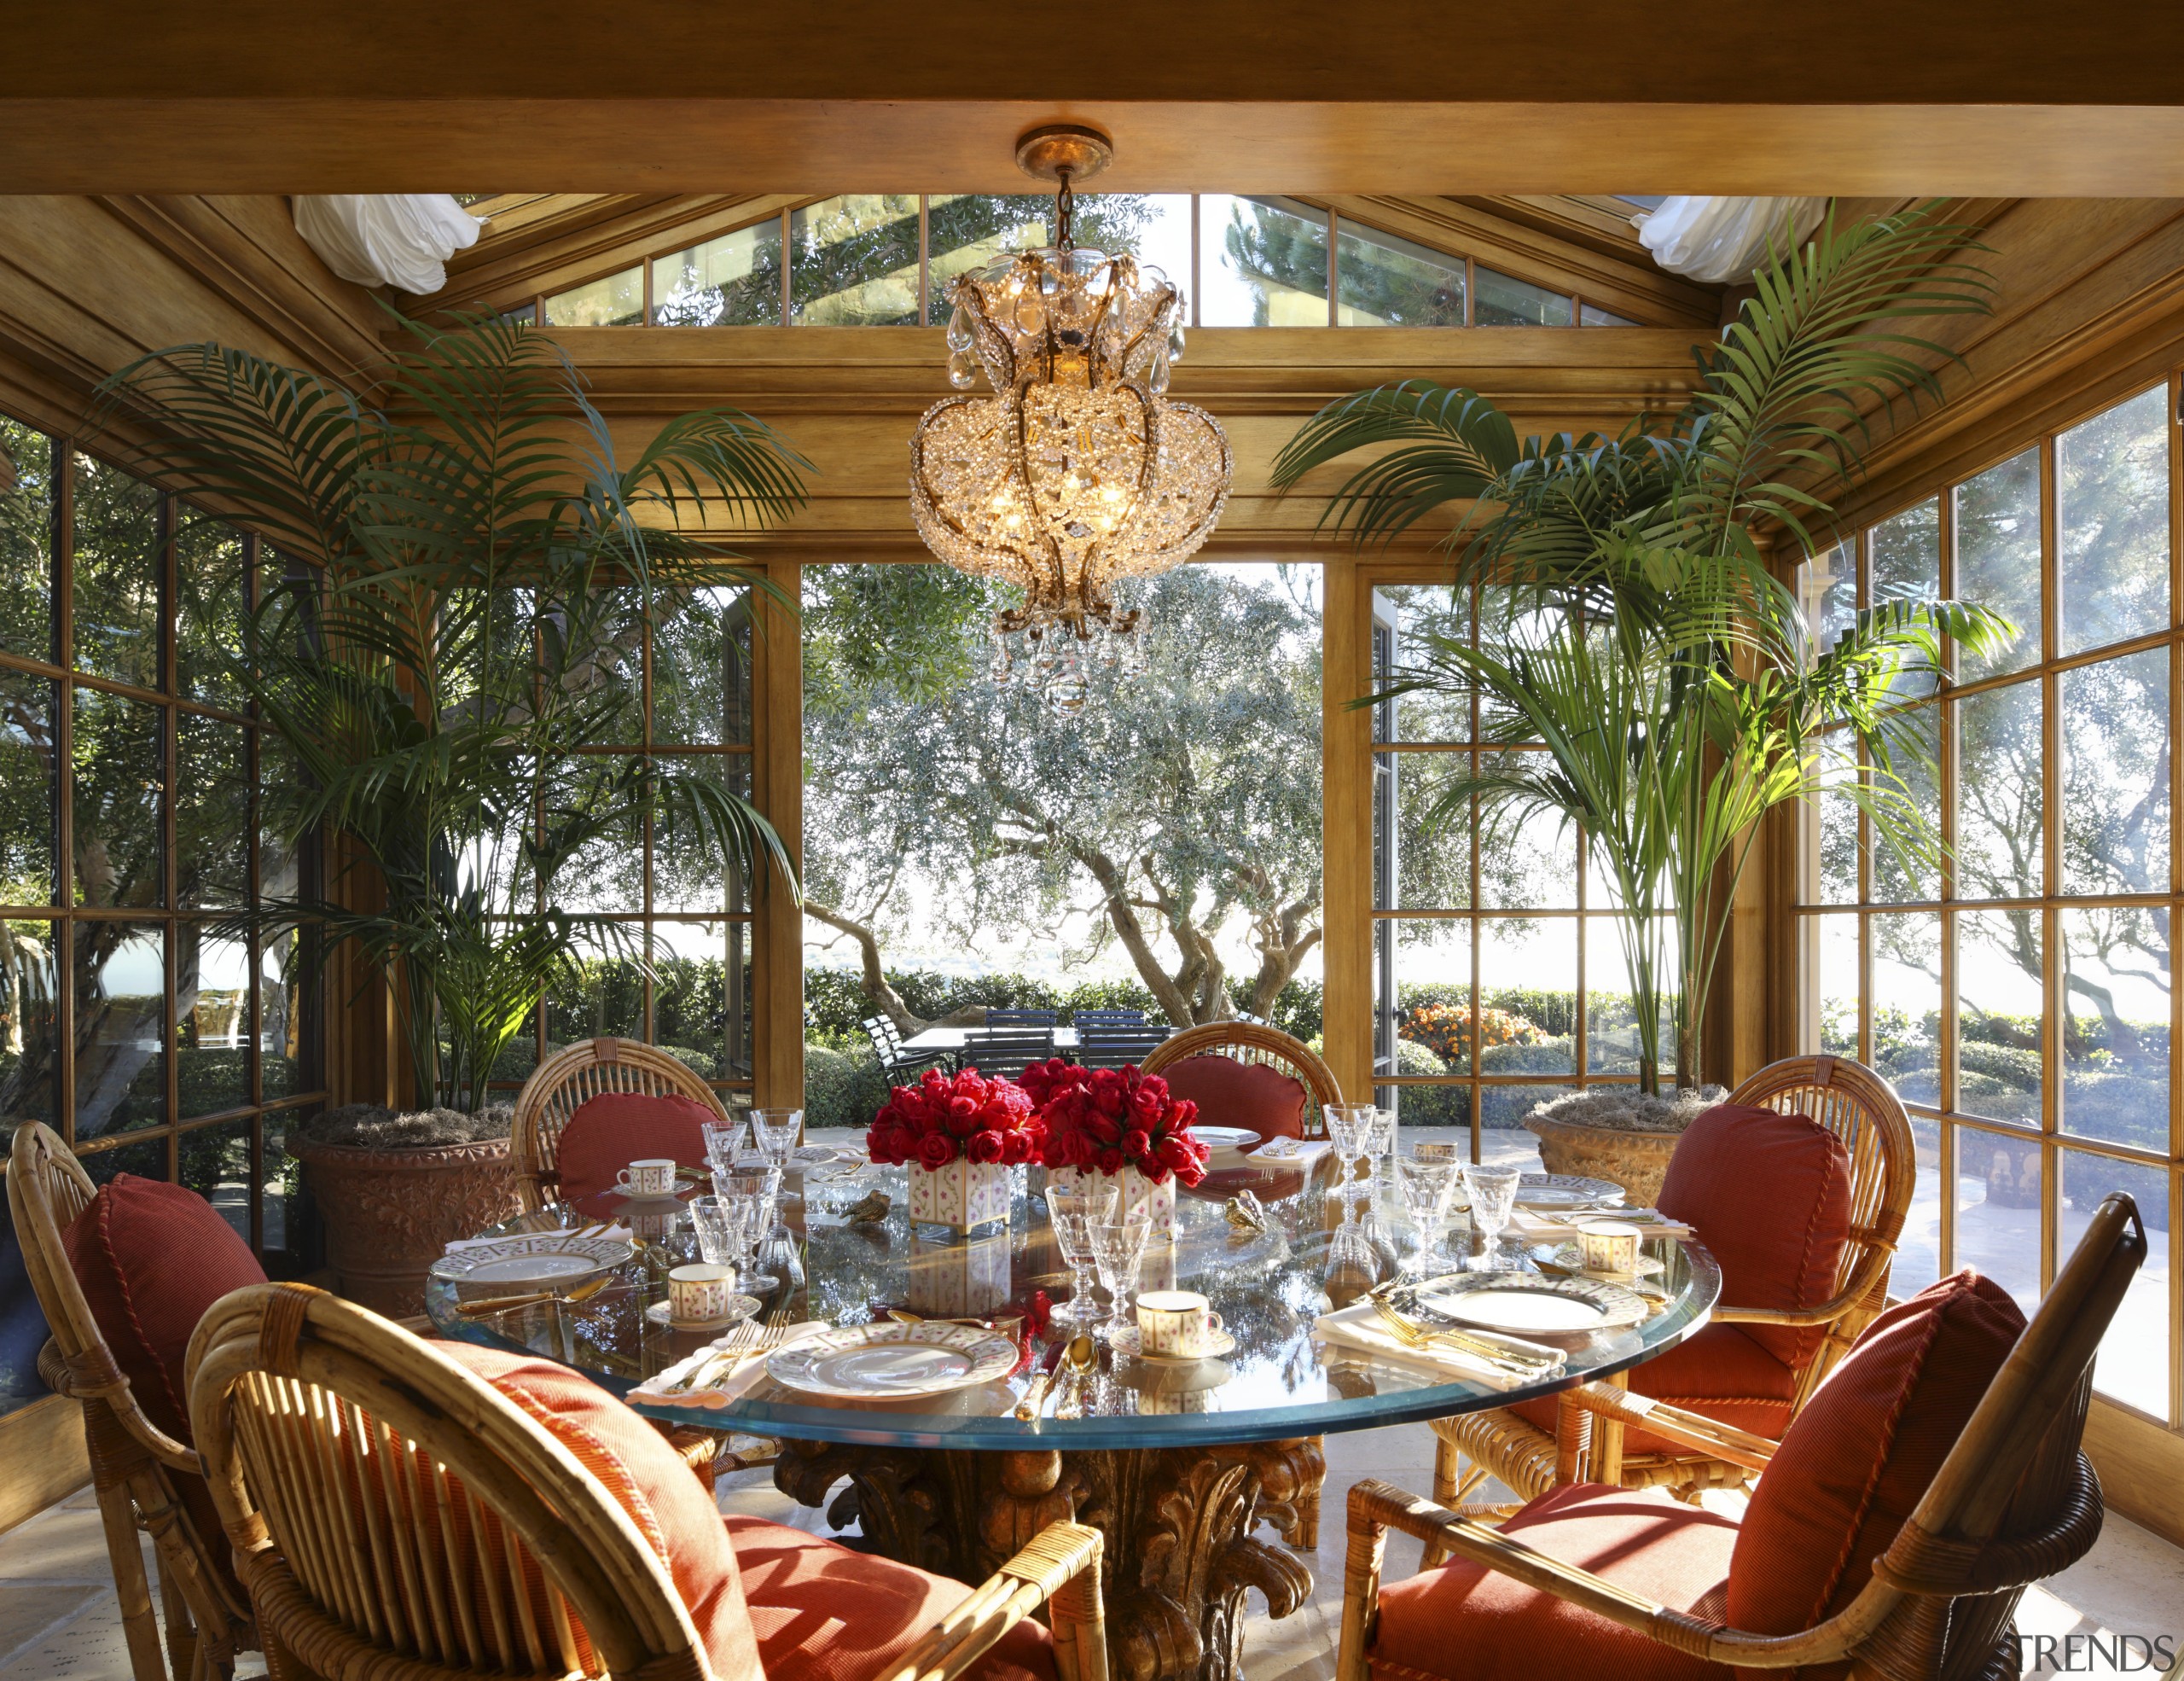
[1728, 1271, 2024, 1642]
[61, 1173, 267, 1443]
[555, 1091, 719, 1201]
[439, 1343, 760, 1681]
[1658, 1103, 1854, 1369]
[1155, 1055, 1308, 1140]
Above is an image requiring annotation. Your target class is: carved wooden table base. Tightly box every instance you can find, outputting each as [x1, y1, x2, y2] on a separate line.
[776, 1437, 1321, 1681]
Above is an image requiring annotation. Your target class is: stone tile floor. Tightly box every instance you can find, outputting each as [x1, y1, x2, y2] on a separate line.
[4, 1420, 2178, 1679]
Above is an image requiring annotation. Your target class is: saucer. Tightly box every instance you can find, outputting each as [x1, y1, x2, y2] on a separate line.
[646, 1295, 760, 1333]
[1111, 1323, 1238, 1363]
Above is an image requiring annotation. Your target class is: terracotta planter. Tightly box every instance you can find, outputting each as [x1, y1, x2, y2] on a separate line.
[291, 1135, 521, 1317]
[1523, 1108, 1682, 1207]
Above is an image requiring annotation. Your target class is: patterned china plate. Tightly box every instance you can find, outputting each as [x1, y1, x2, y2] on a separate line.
[1109, 1323, 1239, 1364]
[765, 1321, 1021, 1399]
[793, 1145, 860, 1169]
[646, 1295, 763, 1332]
[429, 1232, 635, 1295]
[1513, 1172, 1627, 1210]
[1386, 1271, 1650, 1335]
[1192, 1126, 1263, 1153]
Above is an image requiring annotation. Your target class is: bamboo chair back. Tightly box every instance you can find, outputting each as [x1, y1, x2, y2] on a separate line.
[1141, 1021, 1342, 1139]
[1726, 1054, 1917, 1404]
[8, 1120, 254, 1681]
[187, 1282, 726, 1681]
[510, 1038, 732, 1213]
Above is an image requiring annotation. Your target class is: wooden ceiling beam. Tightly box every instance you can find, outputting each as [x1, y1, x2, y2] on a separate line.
[14, 99, 2184, 196]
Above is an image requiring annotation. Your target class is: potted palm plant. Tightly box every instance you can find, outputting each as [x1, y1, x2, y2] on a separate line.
[1274, 205, 2014, 1197]
[99, 314, 808, 1310]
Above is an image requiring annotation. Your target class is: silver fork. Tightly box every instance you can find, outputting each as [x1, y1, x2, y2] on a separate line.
[665, 1317, 758, 1394]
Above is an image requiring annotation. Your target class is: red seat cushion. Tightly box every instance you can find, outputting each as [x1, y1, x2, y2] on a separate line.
[726, 1515, 1058, 1681]
[1511, 1323, 1798, 1456]
[1658, 1103, 1854, 1370]
[1728, 1271, 2024, 1655]
[61, 1173, 267, 1445]
[555, 1091, 719, 1201]
[1368, 1484, 1737, 1681]
[1154, 1055, 1308, 1140]
[439, 1343, 761, 1681]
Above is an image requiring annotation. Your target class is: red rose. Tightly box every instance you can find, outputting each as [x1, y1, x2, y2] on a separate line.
[1088, 1114, 1122, 1146]
[968, 1129, 1006, 1165]
[1128, 1085, 1163, 1124]
[1096, 1147, 1124, 1174]
[1002, 1128, 1033, 1165]
[1156, 1133, 1194, 1172]
[917, 1132, 957, 1170]
[1123, 1128, 1153, 1161]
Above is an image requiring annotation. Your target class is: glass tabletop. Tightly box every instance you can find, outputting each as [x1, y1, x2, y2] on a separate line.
[426, 1160, 1721, 1452]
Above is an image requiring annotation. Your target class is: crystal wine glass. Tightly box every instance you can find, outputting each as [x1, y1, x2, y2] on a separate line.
[746, 1108, 803, 1248]
[1461, 1163, 1524, 1272]
[1089, 1214, 1152, 1343]
[686, 1194, 750, 1288]
[1047, 1184, 1118, 1326]
[716, 1166, 778, 1292]
[1395, 1155, 1460, 1278]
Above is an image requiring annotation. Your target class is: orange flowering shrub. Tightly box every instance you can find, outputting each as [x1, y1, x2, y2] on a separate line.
[1403, 1003, 1545, 1065]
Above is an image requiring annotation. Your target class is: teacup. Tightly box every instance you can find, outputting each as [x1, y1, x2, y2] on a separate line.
[667, 1263, 737, 1325]
[1577, 1220, 1642, 1277]
[1136, 1289, 1225, 1357]
[617, 1158, 678, 1198]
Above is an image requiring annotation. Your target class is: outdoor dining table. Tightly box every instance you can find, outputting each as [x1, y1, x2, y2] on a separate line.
[900, 1023, 1087, 1051]
[427, 1160, 1722, 1681]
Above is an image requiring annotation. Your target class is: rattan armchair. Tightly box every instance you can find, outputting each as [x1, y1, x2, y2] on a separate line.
[1343, 1193, 2145, 1681]
[1430, 1053, 1916, 1522]
[7, 1121, 255, 1681]
[509, 1036, 733, 1213]
[187, 1283, 1110, 1681]
[1141, 1020, 1341, 1140]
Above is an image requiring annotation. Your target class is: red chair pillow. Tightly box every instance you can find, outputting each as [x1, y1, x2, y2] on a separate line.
[439, 1343, 761, 1681]
[1658, 1103, 1853, 1370]
[1154, 1055, 1308, 1139]
[61, 1172, 267, 1444]
[1727, 1271, 2024, 1643]
[555, 1090, 719, 1201]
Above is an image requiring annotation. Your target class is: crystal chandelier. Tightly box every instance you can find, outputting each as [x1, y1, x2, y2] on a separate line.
[909, 125, 1232, 715]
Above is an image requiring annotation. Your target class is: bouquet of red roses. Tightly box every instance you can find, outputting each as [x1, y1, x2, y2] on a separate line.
[1020, 1057, 1209, 1187]
[866, 1066, 1043, 1171]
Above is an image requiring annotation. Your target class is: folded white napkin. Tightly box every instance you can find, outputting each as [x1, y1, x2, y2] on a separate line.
[443, 1224, 634, 1255]
[1506, 1207, 1693, 1244]
[628, 1319, 832, 1406]
[1313, 1300, 1565, 1391]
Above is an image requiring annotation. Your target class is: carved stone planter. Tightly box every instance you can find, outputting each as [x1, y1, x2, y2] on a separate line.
[290, 1135, 520, 1317]
[1523, 1109, 1682, 1207]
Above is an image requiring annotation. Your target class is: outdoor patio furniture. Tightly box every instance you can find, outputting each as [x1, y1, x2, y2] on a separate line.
[985, 1007, 1060, 1026]
[8, 1120, 258, 1681]
[957, 1025, 1059, 1080]
[1427, 1054, 1917, 1524]
[189, 1283, 1112, 1681]
[509, 1037, 734, 1213]
[1075, 1025, 1171, 1067]
[1339, 1192, 2145, 1681]
[864, 1014, 958, 1080]
[1072, 1009, 1149, 1027]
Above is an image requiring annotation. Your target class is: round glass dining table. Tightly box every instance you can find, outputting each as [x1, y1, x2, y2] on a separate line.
[427, 1158, 1720, 1681]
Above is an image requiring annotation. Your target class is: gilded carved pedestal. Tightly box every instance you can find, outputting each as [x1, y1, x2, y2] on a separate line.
[775, 1438, 1320, 1681]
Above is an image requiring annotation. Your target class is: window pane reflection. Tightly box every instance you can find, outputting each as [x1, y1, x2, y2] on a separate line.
[1954, 678, 2042, 901]
[1201, 195, 1327, 327]
[1953, 450, 2042, 679]
[2061, 1149, 2169, 1419]
[0, 670, 55, 905]
[1954, 1123, 2042, 1314]
[178, 930, 251, 1120]
[790, 195, 920, 327]
[73, 688, 164, 909]
[1955, 909, 2042, 1127]
[2059, 385, 2169, 655]
[1474, 266, 1571, 327]
[74, 922, 166, 1139]
[1873, 911, 1941, 1107]
[652, 220, 782, 326]
[2061, 649, 2169, 897]
[0, 916, 57, 1144]
[0, 420, 55, 665]
[1336, 219, 1466, 326]
[2061, 908, 2169, 1153]
[543, 267, 643, 327]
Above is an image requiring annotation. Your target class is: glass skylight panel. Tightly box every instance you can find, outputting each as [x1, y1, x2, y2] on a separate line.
[1474, 266, 1574, 327]
[542, 266, 643, 327]
[653, 219, 782, 326]
[789, 195, 920, 326]
[1335, 218, 1465, 326]
[1199, 195, 1327, 326]
[1580, 302, 1638, 326]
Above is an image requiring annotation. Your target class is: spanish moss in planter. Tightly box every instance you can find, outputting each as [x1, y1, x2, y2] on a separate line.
[1525, 1086, 1724, 1207]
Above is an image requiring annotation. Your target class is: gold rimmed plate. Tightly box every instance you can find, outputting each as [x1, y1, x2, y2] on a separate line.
[1386, 1271, 1648, 1335]
[765, 1321, 1020, 1400]
[430, 1232, 635, 1299]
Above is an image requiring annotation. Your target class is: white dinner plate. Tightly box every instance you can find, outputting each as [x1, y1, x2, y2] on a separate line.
[766, 1321, 1020, 1399]
[430, 1232, 635, 1297]
[1193, 1126, 1263, 1153]
[1513, 1173, 1627, 1210]
[1392, 1272, 1650, 1334]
